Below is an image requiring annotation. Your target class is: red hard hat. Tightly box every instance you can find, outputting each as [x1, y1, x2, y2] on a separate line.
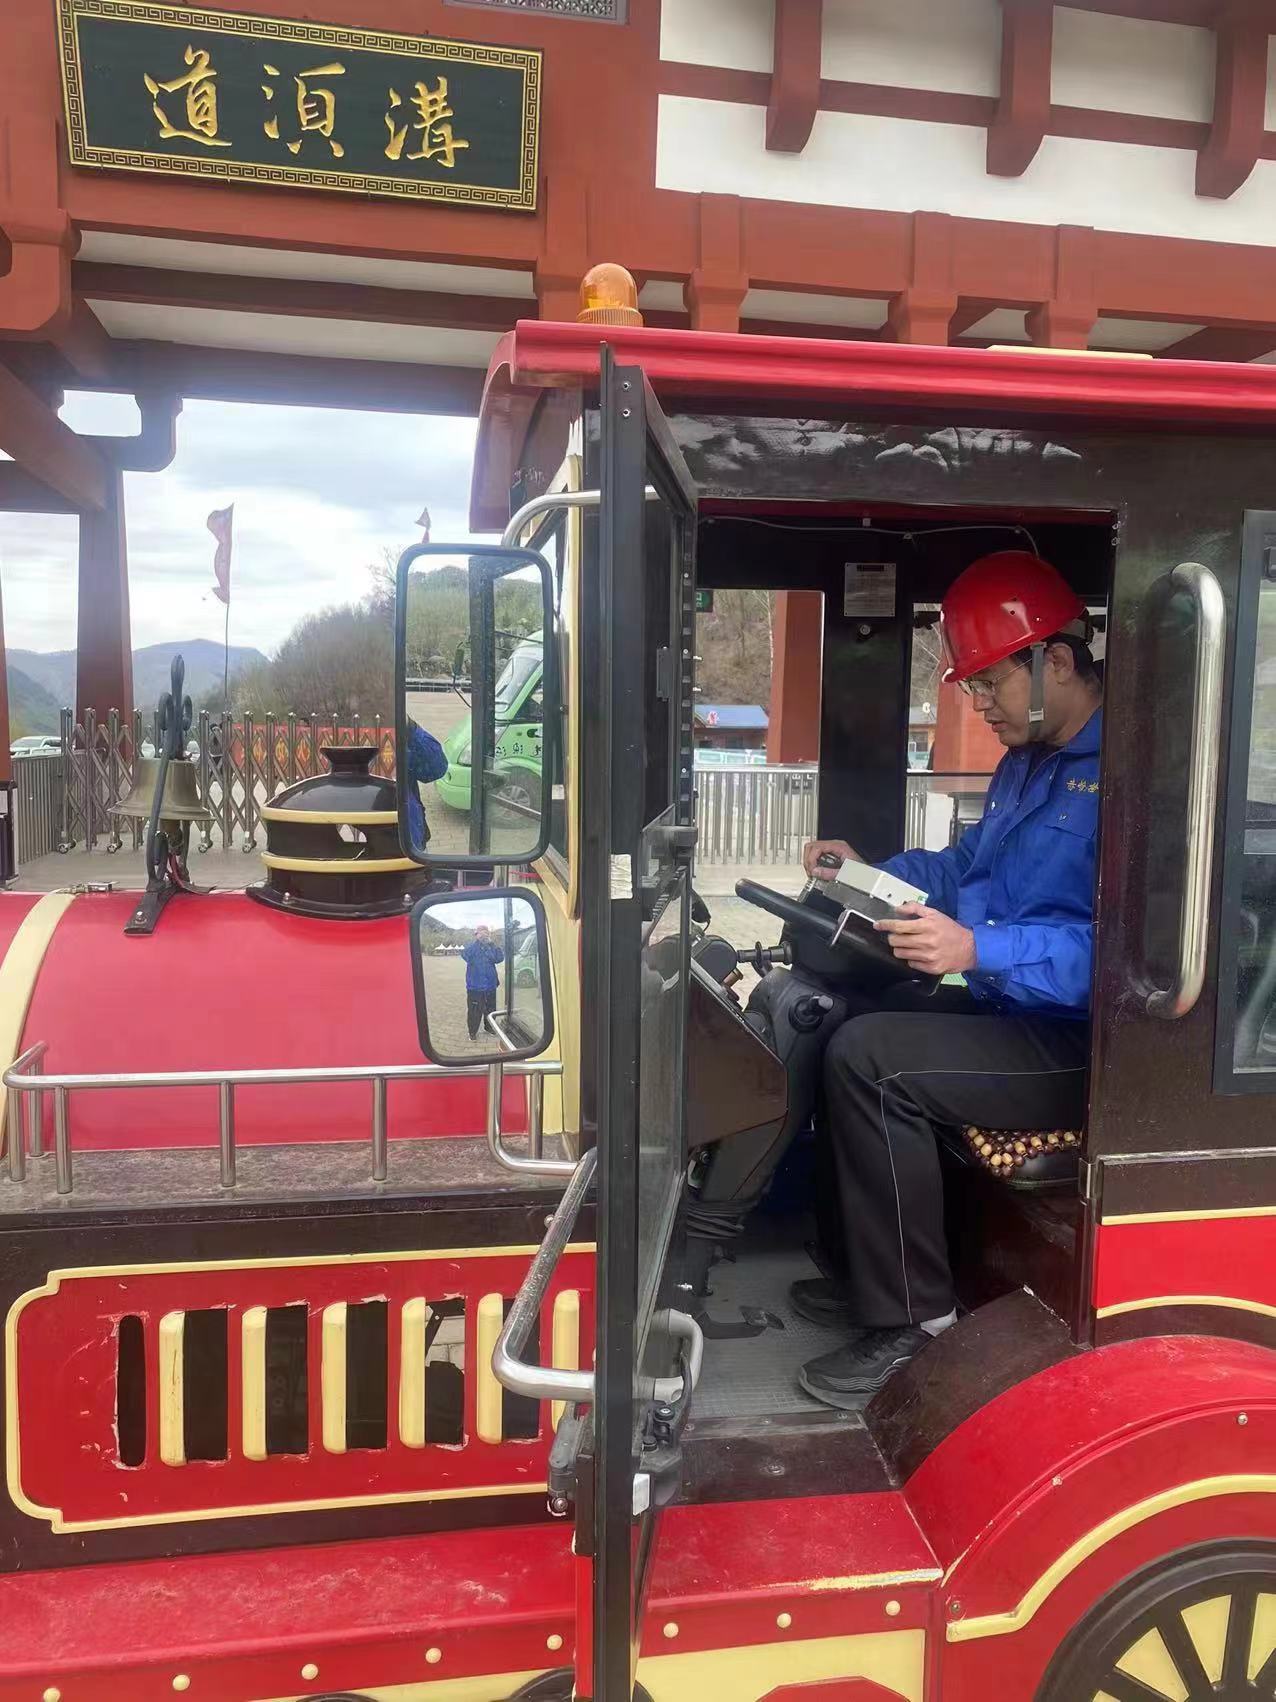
[939, 550, 1086, 684]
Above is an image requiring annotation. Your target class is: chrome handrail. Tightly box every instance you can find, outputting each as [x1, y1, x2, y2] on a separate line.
[1145, 562, 1226, 1019]
[492, 1145, 597, 1405]
[3, 1043, 564, 1196]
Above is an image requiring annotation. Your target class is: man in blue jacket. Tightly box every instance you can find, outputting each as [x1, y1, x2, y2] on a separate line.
[462, 923, 505, 1042]
[796, 552, 1102, 1405]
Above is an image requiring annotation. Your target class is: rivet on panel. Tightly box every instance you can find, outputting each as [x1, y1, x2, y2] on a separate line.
[426, 1648, 443, 1665]
[547, 1634, 564, 1652]
[43, 1690, 61, 1702]
[172, 1680, 192, 1694]
[1239, 1412, 1249, 1426]
[885, 1600, 901, 1618]
[776, 1612, 792, 1630]
[301, 1664, 319, 1680]
[662, 1622, 679, 1640]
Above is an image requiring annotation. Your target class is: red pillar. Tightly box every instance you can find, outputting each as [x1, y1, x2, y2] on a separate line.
[767, 590, 822, 764]
[76, 465, 133, 724]
[931, 681, 1003, 773]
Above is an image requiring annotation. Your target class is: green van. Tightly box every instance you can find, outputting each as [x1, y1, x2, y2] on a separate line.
[435, 632, 544, 815]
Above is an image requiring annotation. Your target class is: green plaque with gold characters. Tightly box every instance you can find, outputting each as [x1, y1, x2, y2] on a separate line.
[56, 0, 541, 210]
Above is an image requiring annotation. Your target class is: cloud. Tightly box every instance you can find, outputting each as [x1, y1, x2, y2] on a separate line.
[0, 396, 490, 655]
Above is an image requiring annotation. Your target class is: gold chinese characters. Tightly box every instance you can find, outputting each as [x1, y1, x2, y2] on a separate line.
[143, 45, 230, 147]
[263, 60, 346, 159]
[384, 77, 470, 168]
[142, 45, 471, 171]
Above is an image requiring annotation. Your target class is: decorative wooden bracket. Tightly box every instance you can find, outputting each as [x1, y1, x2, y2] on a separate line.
[685, 195, 747, 332]
[887, 212, 958, 345]
[1196, 3, 1267, 199]
[987, 0, 1053, 178]
[766, 0, 823, 154]
[0, 361, 108, 511]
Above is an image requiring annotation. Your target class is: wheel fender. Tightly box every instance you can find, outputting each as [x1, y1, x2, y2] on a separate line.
[904, 1335, 1276, 1697]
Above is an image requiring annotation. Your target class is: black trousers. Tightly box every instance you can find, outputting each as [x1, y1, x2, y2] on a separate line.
[467, 989, 497, 1040]
[821, 983, 1088, 1330]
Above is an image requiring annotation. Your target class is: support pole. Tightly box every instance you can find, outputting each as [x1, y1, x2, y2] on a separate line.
[76, 464, 133, 725]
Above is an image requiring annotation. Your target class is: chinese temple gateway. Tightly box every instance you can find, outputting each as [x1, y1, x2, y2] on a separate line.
[6, 0, 1276, 764]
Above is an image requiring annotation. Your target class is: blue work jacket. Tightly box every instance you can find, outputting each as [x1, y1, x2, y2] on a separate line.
[882, 710, 1101, 1018]
[462, 939, 504, 994]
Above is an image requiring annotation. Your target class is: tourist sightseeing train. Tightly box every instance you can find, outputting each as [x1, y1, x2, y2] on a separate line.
[1, 275, 1275, 1701]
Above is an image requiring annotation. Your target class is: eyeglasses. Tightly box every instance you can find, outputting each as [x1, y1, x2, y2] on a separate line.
[957, 660, 1029, 701]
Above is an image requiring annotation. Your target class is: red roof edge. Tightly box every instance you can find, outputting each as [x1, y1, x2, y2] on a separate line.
[470, 319, 1276, 529]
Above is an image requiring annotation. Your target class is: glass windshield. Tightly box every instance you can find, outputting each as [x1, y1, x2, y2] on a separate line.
[494, 638, 543, 716]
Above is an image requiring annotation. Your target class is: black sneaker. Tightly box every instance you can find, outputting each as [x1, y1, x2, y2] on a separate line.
[799, 1326, 932, 1409]
[789, 1277, 856, 1329]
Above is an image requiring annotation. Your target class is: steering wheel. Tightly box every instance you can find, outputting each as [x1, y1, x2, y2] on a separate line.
[735, 878, 939, 992]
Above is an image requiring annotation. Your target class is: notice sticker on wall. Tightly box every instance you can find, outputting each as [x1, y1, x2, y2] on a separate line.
[844, 562, 897, 619]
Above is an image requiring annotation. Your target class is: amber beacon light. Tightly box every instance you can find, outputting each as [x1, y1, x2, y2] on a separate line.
[577, 263, 643, 327]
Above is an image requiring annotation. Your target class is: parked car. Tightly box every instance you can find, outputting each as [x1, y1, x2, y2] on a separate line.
[10, 735, 60, 757]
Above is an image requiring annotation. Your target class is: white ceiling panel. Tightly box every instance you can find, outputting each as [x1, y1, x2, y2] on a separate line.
[87, 300, 502, 366]
[78, 232, 534, 298]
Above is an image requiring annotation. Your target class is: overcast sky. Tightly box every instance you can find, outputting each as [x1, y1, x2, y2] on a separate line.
[0, 392, 488, 655]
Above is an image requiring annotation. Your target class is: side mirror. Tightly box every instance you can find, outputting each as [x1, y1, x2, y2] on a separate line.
[409, 885, 554, 1066]
[395, 543, 557, 867]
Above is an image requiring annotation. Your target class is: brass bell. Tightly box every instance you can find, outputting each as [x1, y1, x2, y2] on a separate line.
[113, 755, 213, 825]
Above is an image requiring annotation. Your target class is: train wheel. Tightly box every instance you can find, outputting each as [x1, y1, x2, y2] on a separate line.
[507, 1672, 653, 1701]
[1038, 1541, 1276, 1700]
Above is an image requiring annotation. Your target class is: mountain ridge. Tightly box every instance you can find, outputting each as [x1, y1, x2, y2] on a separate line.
[8, 640, 269, 716]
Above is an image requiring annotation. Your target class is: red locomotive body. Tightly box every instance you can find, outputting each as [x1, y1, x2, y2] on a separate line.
[1, 319, 1274, 1702]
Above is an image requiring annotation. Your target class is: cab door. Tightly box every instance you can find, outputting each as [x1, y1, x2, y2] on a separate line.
[576, 350, 700, 1701]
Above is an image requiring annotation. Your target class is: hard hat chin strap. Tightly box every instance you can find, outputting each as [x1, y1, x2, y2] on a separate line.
[1027, 642, 1047, 740]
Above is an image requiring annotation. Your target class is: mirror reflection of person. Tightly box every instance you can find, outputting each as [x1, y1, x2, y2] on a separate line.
[462, 923, 505, 1042]
[405, 717, 449, 846]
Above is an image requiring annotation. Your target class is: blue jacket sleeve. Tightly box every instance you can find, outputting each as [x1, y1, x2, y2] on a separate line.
[880, 813, 987, 920]
[971, 920, 1092, 1015]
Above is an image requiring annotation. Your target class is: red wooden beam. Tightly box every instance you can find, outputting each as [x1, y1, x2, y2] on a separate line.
[767, 0, 824, 153]
[988, 0, 1054, 177]
[1196, 2, 1268, 198]
[0, 361, 107, 510]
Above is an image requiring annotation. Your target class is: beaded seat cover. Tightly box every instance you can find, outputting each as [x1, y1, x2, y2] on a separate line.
[962, 1125, 1082, 1181]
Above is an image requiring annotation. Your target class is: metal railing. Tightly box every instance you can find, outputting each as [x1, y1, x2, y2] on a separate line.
[12, 754, 63, 864]
[46, 707, 394, 858]
[4, 1041, 562, 1196]
[903, 771, 992, 852]
[695, 765, 818, 866]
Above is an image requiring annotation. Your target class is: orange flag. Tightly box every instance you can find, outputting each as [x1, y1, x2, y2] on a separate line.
[207, 505, 234, 605]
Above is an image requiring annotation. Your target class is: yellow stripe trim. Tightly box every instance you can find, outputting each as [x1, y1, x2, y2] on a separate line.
[158, 1312, 185, 1467]
[1103, 1204, 1276, 1225]
[241, 1306, 267, 1462]
[261, 852, 417, 874]
[551, 1288, 580, 1430]
[259, 806, 398, 825]
[1098, 1295, 1276, 1323]
[399, 1298, 427, 1450]
[0, 891, 76, 1145]
[321, 1302, 348, 1455]
[475, 1293, 504, 1445]
[947, 1475, 1276, 1643]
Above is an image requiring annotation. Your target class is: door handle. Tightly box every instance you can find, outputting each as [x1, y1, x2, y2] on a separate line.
[491, 1146, 596, 1405]
[1144, 561, 1226, 1020]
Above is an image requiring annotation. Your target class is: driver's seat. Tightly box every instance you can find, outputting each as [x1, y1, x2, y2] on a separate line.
[941, 1123, 1083, 1191]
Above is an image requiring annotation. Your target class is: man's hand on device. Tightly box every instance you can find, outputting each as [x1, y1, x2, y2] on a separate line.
[802, 839, 862, 879]
[875, 903, 976, 976]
